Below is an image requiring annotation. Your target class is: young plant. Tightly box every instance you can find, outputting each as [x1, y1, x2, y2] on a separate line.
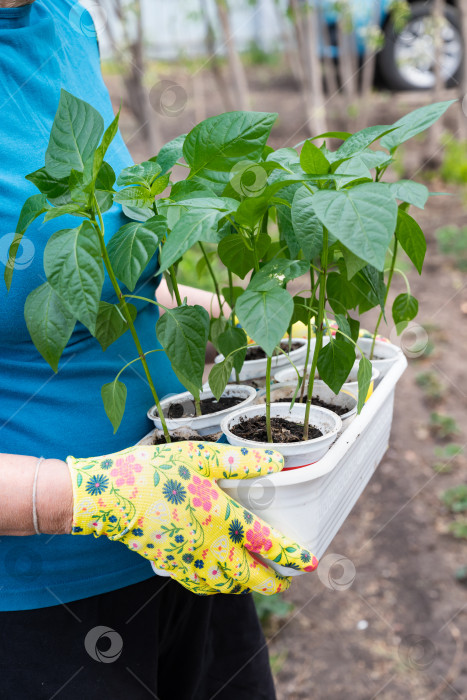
[6, 90, 212, 440]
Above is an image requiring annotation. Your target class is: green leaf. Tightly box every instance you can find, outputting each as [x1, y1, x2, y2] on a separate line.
[381, 100, 456, 152]
[43, 202, 87, 221]
[266, 147, 300, 170]
[24, 282, 76, 372]
[150, 173, 170, 197]
[392, 293, 418, 331]
[249, 259, 309, 291]
[236, 286, 293, 356]
[357, 357, 372, 413]
[153, 134, 187, 174]
[153, 470, 160, 488]
[96, 162, 116, 192]
[156, 305, 210, 396]
[107, 216, 166, 291]
[183, 111, 277, 185]
[218, 232, 270, 279]
[300, 140, 330, 175]
[342, 246, 367, 279]
[25, 168, 70, 205]
[209, 356, 235, 401]
[117, 161, 162, 188]
[395, 209, 426, 274]
[358, 265, 386, 313]
[77, 472, 83, 488]
[218, 326, 248, 374]
[16, 193, 49, 234]
[269, 182, 299, 259]
[44, 222, 104, 333]
[210, 316, 229, 350]
[312, 183, 398, 271]
[333, 155, 372, 187]
[5, 194, 50, 291]
[291, 296, 313, 325]
[113, 186, 155, 209]
[389, 181, 429, 209]
[92, 110, 120, 181]
[225, 502, 231, 520]
[159, 209, 225, 272]
[101, 379, 127, 433]
[335, 125, 396, 158]
[327, 272, 359, 313]
[221, 286, 244, 307]
[291, 186, 324, 260]
[45, 89, 104, 178]
[94, 301, 137, 351]
[317, 335, 356, 394]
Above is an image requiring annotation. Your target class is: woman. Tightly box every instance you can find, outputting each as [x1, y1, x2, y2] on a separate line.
[0, 2, 315, 698]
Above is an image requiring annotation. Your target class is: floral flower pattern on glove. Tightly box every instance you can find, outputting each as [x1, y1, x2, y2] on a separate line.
[68, 442, 318, 596]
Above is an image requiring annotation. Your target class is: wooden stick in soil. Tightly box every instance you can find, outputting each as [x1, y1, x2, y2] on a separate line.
[265, 355, 273, 443]
[303, 228, 329, 440]
[92, 197, 171, 442]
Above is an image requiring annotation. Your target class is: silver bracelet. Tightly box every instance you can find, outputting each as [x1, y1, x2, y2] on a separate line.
[32, 457, 44, 536]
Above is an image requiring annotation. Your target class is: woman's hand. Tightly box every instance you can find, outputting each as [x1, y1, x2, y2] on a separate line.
[68, 442, 318, 595]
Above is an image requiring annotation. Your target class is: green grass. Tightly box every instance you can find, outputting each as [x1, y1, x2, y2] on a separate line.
[432, 443, 464, 473]
[440, 137, 467, 185]
[429, 412, 461, 440]
[416, 371, 446, 403]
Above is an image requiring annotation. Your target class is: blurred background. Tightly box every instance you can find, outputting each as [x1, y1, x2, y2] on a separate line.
[85, 1, 466, 697]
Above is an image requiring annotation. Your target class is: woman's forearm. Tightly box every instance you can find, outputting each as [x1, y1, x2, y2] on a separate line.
[0, 454, 72, 536]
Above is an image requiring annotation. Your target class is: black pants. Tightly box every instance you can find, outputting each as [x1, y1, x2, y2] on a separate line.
[0, 577, 276, 700]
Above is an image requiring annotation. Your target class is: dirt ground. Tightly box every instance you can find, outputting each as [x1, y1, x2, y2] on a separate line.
[104, 66, 467, 699]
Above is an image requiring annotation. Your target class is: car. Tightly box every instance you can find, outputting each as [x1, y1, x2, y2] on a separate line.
[320, 0, 464, 90]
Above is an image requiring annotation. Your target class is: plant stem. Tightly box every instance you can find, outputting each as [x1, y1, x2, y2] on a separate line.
[303, 229, 329, 440]
[265, 355, 273, 443]
[169, 265, 183, 306]
[194, 394, 202, 417]
[199, 241, 223, 313]
[92, 197, 171, 442]
[370, 238, 398, 360]
[300, 267, 316, 403]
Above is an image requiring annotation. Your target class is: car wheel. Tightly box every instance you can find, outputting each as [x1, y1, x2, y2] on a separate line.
[377, 1, 463, 90]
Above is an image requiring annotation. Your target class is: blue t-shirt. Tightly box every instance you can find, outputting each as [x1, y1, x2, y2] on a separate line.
[0, 1, 183, 610]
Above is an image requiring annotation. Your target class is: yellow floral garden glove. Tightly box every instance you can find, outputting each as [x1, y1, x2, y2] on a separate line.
[67, 442, 318, 596]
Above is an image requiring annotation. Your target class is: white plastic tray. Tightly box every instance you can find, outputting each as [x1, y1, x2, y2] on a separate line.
[218, 352, 408, 561]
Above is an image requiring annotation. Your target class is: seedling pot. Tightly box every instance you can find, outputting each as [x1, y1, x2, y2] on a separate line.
[274, 363, 379, 402]
[221, 402, 342, 470]
[137, 426, 223, 446]
[357, 338, 403, 380]
[215, 337, 308, 382]
[148, 385, 256, 436]
[256, 382, 357, 434]
[219, 353, 408, 574]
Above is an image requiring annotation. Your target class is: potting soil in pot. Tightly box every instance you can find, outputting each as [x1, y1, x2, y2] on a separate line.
[245, 340, 303, 361]
[231, 416, 323, 443]
[166, 395, 244, 420]
[275, 396, 349, 416]
[151, 432, 220, 445]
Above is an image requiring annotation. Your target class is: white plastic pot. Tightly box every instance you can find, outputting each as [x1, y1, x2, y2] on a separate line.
[147, 385, 256, 436]
[215, 338, 308, 382]
[219, 352, 408, 575]
[256, 382, 357, 434]
[221, 402, 342, 470]
[275, 364, 379, 402]
[137, 426, 222, 446]
[357, 338, 403, 379]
